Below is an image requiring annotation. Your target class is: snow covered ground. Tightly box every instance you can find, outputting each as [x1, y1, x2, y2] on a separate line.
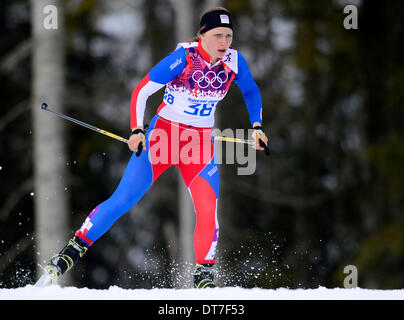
[1, 285, 403, 300]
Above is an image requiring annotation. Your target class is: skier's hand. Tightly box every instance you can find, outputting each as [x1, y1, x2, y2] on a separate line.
[128, 127, 146, 156]
[252, 126, 270, 156]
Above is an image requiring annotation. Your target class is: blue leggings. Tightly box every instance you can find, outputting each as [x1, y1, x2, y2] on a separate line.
[75, 115, 220, 264]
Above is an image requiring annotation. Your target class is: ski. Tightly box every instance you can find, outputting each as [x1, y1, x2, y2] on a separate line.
[34, 266, 60, 287]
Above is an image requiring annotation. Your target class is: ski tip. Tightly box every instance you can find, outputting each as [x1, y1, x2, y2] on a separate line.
[41, 103, 48, 110]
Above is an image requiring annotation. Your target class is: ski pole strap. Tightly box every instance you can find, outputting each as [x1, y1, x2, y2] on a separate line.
[130, 128, 146, 137]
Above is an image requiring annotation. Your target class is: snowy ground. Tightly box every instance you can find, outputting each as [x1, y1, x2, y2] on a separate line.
[1, 285, 403, 300]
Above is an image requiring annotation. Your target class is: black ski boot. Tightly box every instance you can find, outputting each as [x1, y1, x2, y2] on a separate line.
[193, 263, 216, 288]
[35, 236, 88, 286]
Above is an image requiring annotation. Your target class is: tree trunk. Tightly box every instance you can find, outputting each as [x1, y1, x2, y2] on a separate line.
[31, 0, 71, 285]
[172, 0, 195, 288]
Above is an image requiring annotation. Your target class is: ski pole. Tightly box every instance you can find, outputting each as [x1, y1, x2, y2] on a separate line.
[214, 135, 254, 145]
[215, 135, 270, 156]
[41, 103, 128, 143]
[41, 102, 144, 156]
[40, 103, 269, 155]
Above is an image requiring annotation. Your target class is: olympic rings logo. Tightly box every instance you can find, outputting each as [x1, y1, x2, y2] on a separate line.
[192, 70, 228, 89]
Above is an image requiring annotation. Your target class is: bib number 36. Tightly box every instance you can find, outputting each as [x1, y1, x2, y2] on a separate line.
[184, 103, 215, 117]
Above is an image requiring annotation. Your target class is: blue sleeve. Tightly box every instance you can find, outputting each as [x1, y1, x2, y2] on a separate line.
[148, 46, 187, 84]
[234, 52, 263, 127]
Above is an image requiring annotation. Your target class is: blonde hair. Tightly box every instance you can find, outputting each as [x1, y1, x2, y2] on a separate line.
[184, 7, 230, 42]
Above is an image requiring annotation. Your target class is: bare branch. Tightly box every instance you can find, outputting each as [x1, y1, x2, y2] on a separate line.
[0, 100, 29, 132]
[0, 39, 32, 74]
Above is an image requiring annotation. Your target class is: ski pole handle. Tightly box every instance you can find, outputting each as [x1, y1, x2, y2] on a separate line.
[136, 141, 143, 157]
[259, 139, 270, 156]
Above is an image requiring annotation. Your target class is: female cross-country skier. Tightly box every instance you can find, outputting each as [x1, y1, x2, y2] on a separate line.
[37, 7, 268, 288]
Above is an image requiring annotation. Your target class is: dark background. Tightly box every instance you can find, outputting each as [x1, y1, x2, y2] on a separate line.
[1, 0, 404, 290]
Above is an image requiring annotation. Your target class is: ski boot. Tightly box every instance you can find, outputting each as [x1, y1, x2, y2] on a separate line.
[193, 263, 216, 288]
[35, 236, 88, 287]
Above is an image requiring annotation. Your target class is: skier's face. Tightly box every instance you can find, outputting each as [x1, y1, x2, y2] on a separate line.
[201, 27, 233, 62]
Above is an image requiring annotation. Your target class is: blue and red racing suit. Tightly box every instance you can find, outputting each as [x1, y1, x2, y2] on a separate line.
[75, 39, 263, 265]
